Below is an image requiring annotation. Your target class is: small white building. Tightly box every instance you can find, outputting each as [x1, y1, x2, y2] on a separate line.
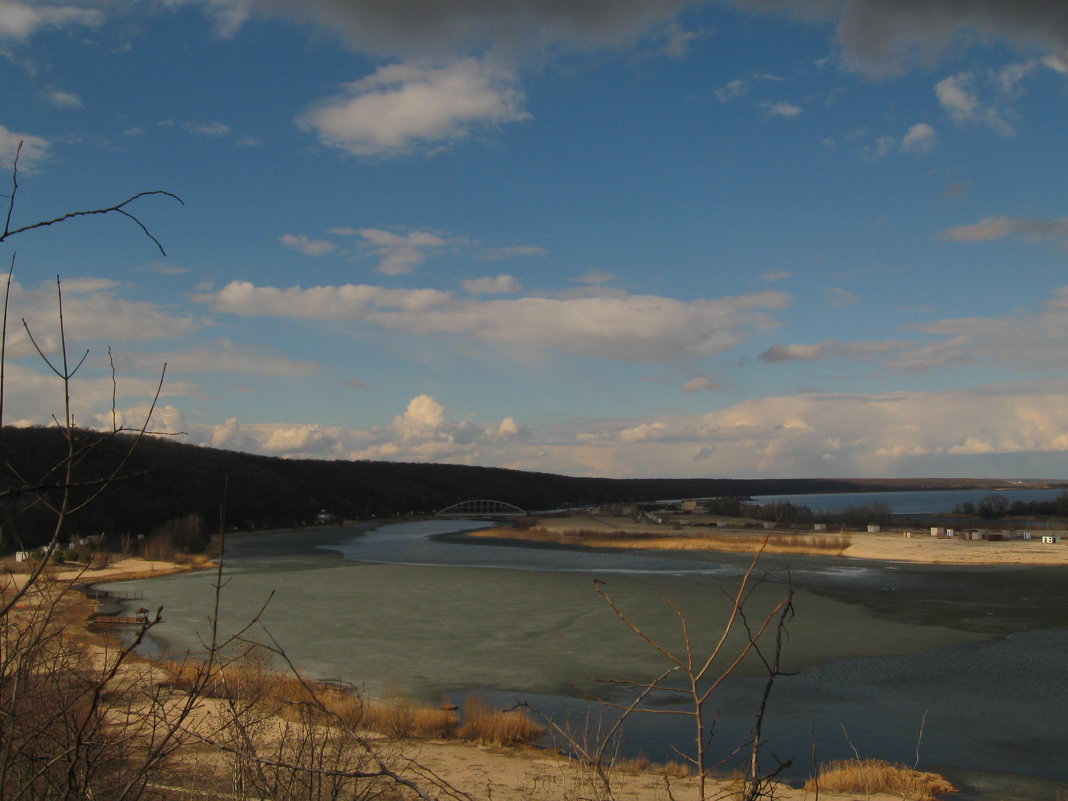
[930, 527, 945, 537]
[814, 523, 827, 532]
[867, 524, 881, 533]
[1041, 535, 1062, 544]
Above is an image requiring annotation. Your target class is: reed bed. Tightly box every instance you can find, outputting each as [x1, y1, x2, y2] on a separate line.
[613, 755, 692, 777]
[484, 526, 851, 556]
[353, 695, 458, 739]
[456, 695, 545, 746]
[806, 759, 957, 801]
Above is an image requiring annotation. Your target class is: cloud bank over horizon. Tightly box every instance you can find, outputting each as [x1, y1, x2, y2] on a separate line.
[3, 0, 1068, 478]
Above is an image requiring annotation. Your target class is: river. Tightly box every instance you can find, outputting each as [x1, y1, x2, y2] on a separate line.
[98, 517, 1068, 801]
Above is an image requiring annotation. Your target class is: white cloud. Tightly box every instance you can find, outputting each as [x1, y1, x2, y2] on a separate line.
[298, 59, 530, 158]
[48, 89, 82, 108]
[548, 380, 1068, 477]
[715, 79, 750, 103]
[864, 122, 937, 159]
[935, 71, 1016, 135]
[761, 270, 792, 283]
[195, 280, 791, 363]
[900, 122, 937, 154]
[762, 286, 1068, 374]
[167, 393, 527, 463]
[682, 377, 718, 394]
[462, 274, 522, 295]
[181, 120, 232, 137]
[480, 245, 545, 260]
[762, 101, 803, 118]
[0, 2, 102, 39]
[572, 270, 615, 286]
[652, 21, 712, 59]
[4, 277, 199, 358]
[941, 215, 1068, 245]
[117, 339, 321, 378]
[0, 124, 48, 171]
[280, 233, 337, 257]
[334, 227, 450, 275]
[823, 287, 860, 307]
[164, 380, 1068, 477]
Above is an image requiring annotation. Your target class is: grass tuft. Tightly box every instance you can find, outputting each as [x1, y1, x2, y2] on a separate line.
[456, 695, 545, 746]
[806, 759, 957, 801]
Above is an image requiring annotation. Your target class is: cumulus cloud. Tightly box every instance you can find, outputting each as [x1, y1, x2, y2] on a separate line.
[561, 379, 1068, 476]
[0, 124, 48, 171]
[165, 393, 528, 463]
[194, 280, 791, 363]
[461, 274, 522, 295]
[5, 277, 199, 358]
[330, 227, 450, 275]
[298, 59, 530, 158]
[900, 122, 937, 153]
[161, 377, 1068, 477]
[830, 1, 1068, 76]
[0, 2, 102, 39]
[935, 71, 1018, 135]
[864, 122, 937, 159]
[280, 233, 337, 257]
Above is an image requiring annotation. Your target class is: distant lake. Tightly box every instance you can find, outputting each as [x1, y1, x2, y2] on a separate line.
[752, 487, 1066, 516]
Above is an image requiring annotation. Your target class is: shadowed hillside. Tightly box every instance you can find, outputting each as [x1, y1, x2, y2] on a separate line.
[0, 426, 1026, 548]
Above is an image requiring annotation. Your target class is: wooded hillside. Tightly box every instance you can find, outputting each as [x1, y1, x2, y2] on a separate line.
[0, 426, 1013, 548]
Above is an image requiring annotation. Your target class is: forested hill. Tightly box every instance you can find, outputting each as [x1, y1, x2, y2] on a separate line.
[0, 426, 1016, 546]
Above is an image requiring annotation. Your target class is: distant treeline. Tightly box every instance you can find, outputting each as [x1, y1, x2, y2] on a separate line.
[952, 491, 1068, 519]
[700, 496, 895, 527]
[0, 426, 1033, 549]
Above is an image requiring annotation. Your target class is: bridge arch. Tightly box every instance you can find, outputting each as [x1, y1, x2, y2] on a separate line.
[436, 499, 526, 517]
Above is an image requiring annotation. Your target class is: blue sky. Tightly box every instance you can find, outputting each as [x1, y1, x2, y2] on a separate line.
[3, 1, 1068, 479]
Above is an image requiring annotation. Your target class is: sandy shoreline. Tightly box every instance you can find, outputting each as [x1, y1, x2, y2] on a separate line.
[473, 514, 1068, 565]
[2, 549, 919, 801]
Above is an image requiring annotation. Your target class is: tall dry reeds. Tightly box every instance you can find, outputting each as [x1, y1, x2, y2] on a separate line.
[806, 758, 958, 801]
[482, 526, 851, 555]
[456, 695, 545, 746]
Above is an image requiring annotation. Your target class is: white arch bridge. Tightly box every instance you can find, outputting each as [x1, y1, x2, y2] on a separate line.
[436, 499, 527, 518]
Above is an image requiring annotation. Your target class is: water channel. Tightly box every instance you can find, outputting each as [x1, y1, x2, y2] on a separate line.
[98, 518, 1068, 801]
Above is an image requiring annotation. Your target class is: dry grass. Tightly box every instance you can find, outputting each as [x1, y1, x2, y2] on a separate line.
[356, 695, 459, 739]
[480, 526, 851, 556]
[456, 695, 545, 746]
[613, 755, 692, 777]
[806, 759, 958, 801]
